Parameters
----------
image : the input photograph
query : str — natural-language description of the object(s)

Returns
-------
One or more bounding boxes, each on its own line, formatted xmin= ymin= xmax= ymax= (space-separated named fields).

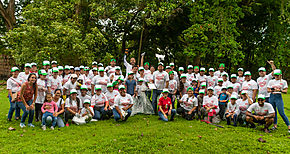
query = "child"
xmin=191 ymin=79 xmax=199 ymax=97
xmin=125 ymin=71 xmax=136 ymax=96
xmin=177 ymin=87 xmax=198 ymax=120
xmin=225 ymin=95 xmax=239 ymax=126
xmin=158 ymin=89 xmax=176 ymax=122
xmin=41 ymin=93 xmax=58 ymax=130
xmin=168 ymin=71 xmax=177 ymax=108
xmin=218 ymin=86 xmax=229 ymax=120
xmin=73 ymin=99 xmax=94 ymax=125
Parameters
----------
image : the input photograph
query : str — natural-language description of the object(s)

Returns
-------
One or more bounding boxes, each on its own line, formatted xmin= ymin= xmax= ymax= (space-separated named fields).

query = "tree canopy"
xmin=0 ymin=0 xmax=289 ymax=78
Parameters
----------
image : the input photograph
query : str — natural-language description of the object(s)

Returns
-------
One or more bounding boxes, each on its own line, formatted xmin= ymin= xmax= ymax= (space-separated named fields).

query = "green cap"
xmin=111 ymin=58 xmax=116 ymax=62
xmin=194 ymin=66 xmax=199 ymax=70
xmin=144 ymin=62 xmax=150 ymax=66
xmin=187 ymin=87 xmax=194 ymax=92
xmin=113 ymin=81 xmax=119 ymax=86
xmin=169 ymin=71 xmax=174 ymax=75
xmin=219 ymin=63 xmax=225 ymax=68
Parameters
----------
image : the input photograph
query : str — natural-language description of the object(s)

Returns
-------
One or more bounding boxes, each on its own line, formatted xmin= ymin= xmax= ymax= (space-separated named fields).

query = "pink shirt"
xmin=41 ymin=101 xmax=58 ymax=114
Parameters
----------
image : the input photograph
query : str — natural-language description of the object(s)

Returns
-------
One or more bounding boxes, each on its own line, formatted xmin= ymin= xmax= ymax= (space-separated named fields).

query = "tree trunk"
xmin=0 ymin=0 xmax=16 ymax=30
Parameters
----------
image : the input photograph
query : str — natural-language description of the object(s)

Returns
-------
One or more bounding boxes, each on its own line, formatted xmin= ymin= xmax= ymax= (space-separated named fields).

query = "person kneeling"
xmin=201 ymin=87 xmax=219 ymax=123
xmin=246 ymin=94 xmax=275 ymax=133
xmin=225 ymin=95 xmax=239 ymax=127
xmin=113 ymin=85 xmax=133 ymax=122
xmin=73 ymin=99 xmax=94 ymax=125
xmin=158 ymin=89 xmax=176 ymax=122
xmin=177 ymin=87 xmax=198 ymax=120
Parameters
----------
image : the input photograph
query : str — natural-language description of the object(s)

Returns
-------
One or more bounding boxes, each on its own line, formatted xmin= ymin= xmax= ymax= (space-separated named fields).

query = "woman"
xmin=17 ymin=73 xmax=38 ymax=128
xmin=53 ymin=89 xmax=65 ymax=127
xmin=158 ymin=89 xmax=176 ymax=122
xmin=267 ymin=69 xmax=290 ymax=133
xmin=91 ymin=85 xmax=109 ymax=120
xmin=201 ymin=87 xmax=219 ymax=123
xmin=35 ymin=70 xmax=49 ymax=122
xmin=177 ymin=87 xmax=198 ymax=120
xmin=64 ymin=89 xmax=81 ymax=126
xmin=236 ymin=90 xmax=253 ymax=125
xmin=7 ymin=67 xmax=22 ymax=121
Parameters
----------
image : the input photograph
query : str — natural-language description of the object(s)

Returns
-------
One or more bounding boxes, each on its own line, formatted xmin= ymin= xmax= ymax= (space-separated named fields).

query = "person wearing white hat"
xmin=214 ymin=78 xmax=223 ymax=96
xmin=197 ymin=89 xmax=205 ymax=120
xmin=178 ymin=87 xmax=198 ymax=120
xmin=236 ymin=90 xmax=253 ymax=125
xmin=18 ymin=63 xmax=32 ymax=83
xmin=169 ymin=63 xmax=179 ymax=84
xmin=123 ymin=51 xmax=136 ymax=76
xmin=30 ymin=62 xmax=38 ymax=74
xmin=109 ymin=66 xmax=124 ymax=83
xmin=237 ymin=68 xmax=244 ymax=85
xmin=113 ymin=85 xmax=134 ymax=122
xmin=64 ymin=89 xmax=82 ymax=127
xmin=186 ymin=65 xmax=196 ymax=84
xmin=218 ymin=86 xmax=229 ymax=120
xmin=42 ymin=61 xmax=51 ymax=76
xmin=69 ymin=66 xmax=75 ymax=74
xmin=221 ymin=72 xmax=231 ymax=88
xmin=48 ymin=68 xmax=63 ymax=94
xmin=201 ymin=87 xmax=219 ymax=122
xmin=230 ymin=74 xmax=241 ymax=94
xmin=91 ymin=85 xmax=109 ymax=120
xmin=179 ymin=74 xmax=191 ymax=98
xmin=241 ymin=71 xmax=258 ymax=101
xmin=78 ymin=85 xmax=91 ymax=107
xmin=105 ymin=58 xmax=117 ymax=77
xmin=72 ymin=99 xmax=94 ymax=125
xmin=136 ymin=66 xmax=145 ymax=81
xmin=105 ymin=83 xmax=119 ymax=118
xmin=206 ymin=68 xmax=218 ymax=88
xmin=158 ymin=89 xmax=176 ymax=122
xmin=62 ymin=65 xmax=71 ymax=85
xmin=225 ymin=94 xmax=239 ymax=126
xmin=63 ymin=74 xmax=78 ymax=97
xmin=89 ymin=61 xmax=98 ymax=78
xmin=35 ymin=70 xmax=50 ymax=122
xmin=152 ymin=62 xmax=169 ymax=114
xmin=257 ymin=61 xmax=276 ymax=102
xmin=198 ymin=67 xmax=207 ymax=88
xmin=7 ymin=67 xmax=22 ymax=121
xmin=57 ymin=66 xmax=64 ymax=82
xmin=267 ymin=69 xmax=290 ymax=133
xmin=91 ymin=67 xmax=110 ymax=94
xmin=167 ymin=71 xmax=178 ymax=108
xmin=51 ymin=61 xmax=58 ymax=68
xmin=246 ymin=94 xmax=275 ymax=133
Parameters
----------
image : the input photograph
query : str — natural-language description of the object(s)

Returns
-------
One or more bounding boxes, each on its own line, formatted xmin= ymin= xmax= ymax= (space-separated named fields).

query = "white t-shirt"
xmin=80 ymin=107 xmax=94 ymax=117
xmin=7 ymin=76 xmax=22 ymax=93
xmin=114 ymin=94 xmax=133 ymax=109
xmin=91 ymin=93 xmax=108 ymax=107
xmin=83 ymin=75 xmax=92 ymax=88
xmin=63 ymin=80 xmax=77 ymax=95
xmin=62 ymin=74 xmax=71 ymax=85
xmin=36 ymin=79 xmax=48 ymax=104
xmin=227 ymin=103 xmax=239 ymax=115
xmin=257 ymin=74 xmax=273 ymax=97
xmin=105 ymin=66 xmax=116 ymax=77
xmin=241 ymin=80 xmax=258 ymax=98
xmin=267 ymin=79 xmax=288 ymax=94
xmin=168 ymin=79 xmax=177 ymax=94
xmin=55 ymin=98 xmax=64 ymax=109
xmin=48 ymin=76 xmax=63 ymax=94
xmin=124 ymin=55 xmax=133 ymax=75
xmin=232 ymin=82 xmax=241 ymax=93
xmin=180 ymin=94 xmax=198 ymax=111
xmin=144 ymin=73 xmax=153 ymax=83
xmin=198 ymin=75 xmax=207 ymax=86
xmin=203 ymin=95 xmax=219 ymax=109
xmin=109 ymin=73 xmax=124 ymax=82
xmin=214 ymin=85 xmax=223 ymax=96
xmin=214 ymin=71 xmax=229 ymax=79
xmin=92 ymin=75 xmax=110 ymax=93
xmin=236 ymin=98 xmax=252 ymax=114
xmin=181 ymin=81 xmax=191 ymax=96
xmin=237 ymin=76 xmax=244 ymax=85
xmin=207 ymin=75 xmax=217 ymax=87
xmin=222 ymin=80 xmax=232 ymax=88
xmin=153 ymin=71 xmax=169 ymax=90
xmin=144 ymin=69 xmax=151 ymax=76
xmin=65 ymin=97 xmax=82 ymax=109
xmin=78 ymin=95 xmax=91 ymax=106
xmin=18 ymin=72 xmax=30 ymax=83
xmin=186 ymin=73 xmax=197 ymax=83
xmin=247 ymin=102 xmax=275 ymax=116
xmin=105 ymin=90 xmax=120 ymax=107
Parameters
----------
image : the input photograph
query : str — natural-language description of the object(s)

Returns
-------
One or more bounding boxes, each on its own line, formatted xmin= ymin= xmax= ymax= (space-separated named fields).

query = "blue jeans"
xmin=42 ymin=111 xmax=57 ymax=127
xmin=269 ymin=94 xmax=290 ymax=126
xmin=18 ymin=100 xmax=34 ymax=124
xmin=113 ymin=108 xmax=132 ymax=121
xmin=57 ymin=117 xmax=65 ymax=127
xmin=93 ymin=106 xmax=107 ymax=120
xmin=168 ymin=94 xmax=175 ymax=109
xmin=7 ymin=95 xmax=20 ymax=120
xmin=152 ymin=89 xmax=163 ymax=114
xmin=225 ymin=113 xmax=238 ymax=126
xmin=158 ymin=109 xmax=176 ymax=122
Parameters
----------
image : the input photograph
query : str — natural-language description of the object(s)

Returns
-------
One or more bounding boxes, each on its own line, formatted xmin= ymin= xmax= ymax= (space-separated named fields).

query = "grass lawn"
xmin=0 ymin=87 xmax=289 ymax=153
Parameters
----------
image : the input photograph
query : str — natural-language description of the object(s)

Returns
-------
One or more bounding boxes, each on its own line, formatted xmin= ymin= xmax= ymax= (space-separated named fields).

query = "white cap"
xmin=40 ymin=69 xmax=47 ymax=75
xmin=258 ymin=67 xmax=266 ymax=72
xmin=43 ymin=60 xmax=50 ymax=66
xmin=115 ymin=66 xmax=121 ymax=70
xmin=70 ymin=74 xmax=77 ymax=78
xmin=169 ymin=63 xmax=174 ymax=66
xmin=201 ymin=82 xmax=206 ymax=87
xmin=119 ymin=85 xmax=125 ymax=90
xmin=107 ymin=83 xmax=113 ymax=87
xmin=52 ymin=67 xmax=59 ymax=73
xmin=95 ymin=85 xmax=102 ymax=90
xmin=70 ymin=89 xmax=77 ymax=94
xmin=98 ymin=63 xmax=103 ymax=66
xmin=24 ymin=63 xmax=31 ymax=68
xmin=138 ymin=67 xmax=144 ymax=71
xmin=128 ymin=71 xmax=134 ymax=75
xmin=64 ymin=65 xmax=70 ymax=69
xmin=241 ymin=90 xmax=248 ymax=94
xmin=221 ymin=72 xmax=228 ymax=77
xmin=178 ymin=67 xmax=184 ymax=71
xmin=31 ymin=62 xmax=37 ymax=66
xmin=231 ymin=74 xmax=237 ymax=78
xmin=92 ymin=61 xmax=98 ymax=65
xmin=244 ymin=71 xmax=251 ymax=76
xmin=221 ymin=86 xmax=227 ymax=90
xmin=209 ymin=68 xmax=214 ymax=72
xmin=230 ymin=94 xmax=238 ymax=100
xmin=51 ymin=61 xmax=57 ymax=64
xmin=218 ymin=78 xmax=223 ymax=82
xmin=199 ymin=89 xmax=205 ymax=94
xmin=187 ymin=65 xmax=193 ymax=69
xmin=58 ymin=66 xmax=64 ymax=70
xmin=207 ymin=87 xmax=214 ymax=91
xmin=273 ymin=69 xmax=281 ymax=75
xmin=138 ymin=78 xmax=144 ymax=82
xmin=92 ymin=67 xmax=98 ymax=71
xmin=162 ymin=89 xmax=169 ymax=93
xmin=165 ymin=66 xmax=171 ymax=69
xmin=80 ymin=85 xmax=88 ymax=90
xmin=180 ymin=74 xmax=187 ymax=78
xmin=200 ymin=67 xmax=205 ymax=71
xmin=70 ymin=66 xmax=74 ymax=69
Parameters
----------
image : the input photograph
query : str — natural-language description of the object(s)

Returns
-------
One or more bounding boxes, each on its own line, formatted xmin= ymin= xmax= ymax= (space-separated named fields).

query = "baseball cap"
xmin=158 ymin=62 xmax=164 ymax=66
xmin=162 ymin=89 xmax=169 ymax=93
xmin=169 ymin=71 xmax=174 ymax=75
xmin=58 ymin=66 xmax=64 ymax=70
xmin=194 ymin=66 xmax=199 ymax=70
xmin=241 ymin=90 xmax=247 ymax=95
xmin=128 ymin=71 xmax=134 ymax=75
xmin=51 ymin=61 xmax=57 ymax=64
xmin=209 ymin=68 xmax=214 ymax=72
xmin=80 ymin=85 xmax=88 ymax=90
xmin=98 ymin=67 xmax=105 ymax=72
xmin=138 ymin=78 xmax=144 ymax=82
xmin=207 ymin=87 xmax=214 ymax=91
xmin=200 ymin=67 xmax=205 ymax=72
xmin=40 ymin=69 xmax=48 ymax=76
xmin=95 ymin=85 xmax=102 ymax=90
xmin=273 ymin=69 xmax=281 ymax=75
xmin=138 ymin=67 xmax=145 ymax=71
xmin=74 ymin=67 xmax=80 ymax=71
xmin=43 ymin=61 xmax=50 ymax=66
xmin=187 ymin=87 xmax=194 ymax=91
xmin=92 ymin=61 xmax=98 ymax=65
xmin=218 ymin=78 xmax=223 ymax=82
xmin=79 ymin=65 xmax=85 ymax=69
xmin=244 ymin=71 xmax=251 ymax=76
xmin=70 ymin=74 xmax=77 ymax=78
xmin=258 ymin=67 xmax=266 ymax=72
xmin=119 ymin=85 xmax=125 ymax=90
xmin=83 ymin=99 xmax=91 ymax=105
xmin=201 ymin=82 xmax=206 ymax=87
xmin=169 ymin=63 xmax=174 ymax=66
xmin=231 ymin=74 xmax=237 ymax=78
xmin=180 ymin=74 xmax=187 ymax=78
xmin=70 ymin=89 xmax=77 ymax=94
xmin=98 ymin=63 xmax=103 ymax=66
xmin=115 ymin=66 xmax=121 ymax=70
xmin=199 ymin=89 xmax=205 ymax=94
xmin=31 ymin=62 xmax=37 ymax=66
xmin=165 ymin=66 xmax=171 ymax=69
xmin=187 ymin=65 xmax=193 ymax=69
xmin=219 ymin=63 xmax=225 ymax=68
xmin=221 ymin=72 xmax=228 ymax=77
xmin=258 ymin=94 xmax=265 ymax=100
xmin=221 ymin=86 xmax=227 ymax=90
xmin=25 ymin=63 xmax=31 ymax=68
xmin=230 ymin=95 xmax=238 ymax=100
xmin=70 ymin=66 xmax=74 ymax=69
xmin=238 ymin=68 xmax=244 ymax=71
xmin=52 ymin=67 xmax=59 ymax=73
xmin=11 ymin=67 xmax=19 ymax=72
xmin=178 ymin=67 xmax=184 ymax=71
xmin=107 ymin=83 xmax=113 ymax=87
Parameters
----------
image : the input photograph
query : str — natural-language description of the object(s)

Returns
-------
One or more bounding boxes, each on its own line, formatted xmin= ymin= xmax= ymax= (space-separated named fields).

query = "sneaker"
xmin=20 ymin=123 xmax=26 ymax=128
xmin=91 ymin=119 xmax=98 ymax=122
xmin=65 ymin=123 xmax=69 ymax=127
xmin=50 ymin=126 xmax=54 ymax=130
xmin=42 ymin=125 xmax=46 ymax=131
xmin=270 ymin=126 xmax=277 ymax=131
xmin=27 ymin=123 xmax=35 ymax=127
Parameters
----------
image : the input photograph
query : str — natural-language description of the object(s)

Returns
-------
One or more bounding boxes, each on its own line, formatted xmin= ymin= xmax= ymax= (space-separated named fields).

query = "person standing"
xmin=241 ymin=71 xmax=258 ymax=102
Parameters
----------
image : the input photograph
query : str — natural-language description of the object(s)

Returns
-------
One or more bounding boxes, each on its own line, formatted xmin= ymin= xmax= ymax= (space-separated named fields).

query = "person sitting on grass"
xmin=91 ymin=85 xmax=109 ymax=120
xmin=218 ymin=86 xmax=229 ymax=120
xmin=177 ymin=87 xmax=198 ymax=120
xmin=201 ymin=87 xmax=219 ymax=122
xmin=158 ymin=89 xmax=176 ymax=122
xmin=73 ymin=99 xmax=94 ymax=125
xmin=236 ymin=90 xmax=253 ymax=125
xmin=225 ymin=94 xmax=239 ymax=127
xmin=41 ymin=93 xmax=58 ymax=130
xmin=113 ymin=85 xmax=133 ymax=122
xmin=64 ymin=89 xmax=82 ymax=127
xmin=105 ymin=83 xmax=119 ymax=118
xmin=246 ymin=94 xmax=275 ymax=133
xmin=197 ymin=89 xmax=205 ymax=120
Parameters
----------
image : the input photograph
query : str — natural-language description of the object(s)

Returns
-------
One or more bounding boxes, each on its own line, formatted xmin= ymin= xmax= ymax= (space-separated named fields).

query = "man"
xmin=19 ymin=63 xmax=31 ymax=83
xmin=30 ymin=63 xmax=38 ymax=74
xmin=89 ymin=61 xmax=98 ymax=77
xmin=237 ymin=68 xmax=244 ymax=85
xmin=214 ymin=63 xmax=228 ymax=79
xmin=43 ymin=61 xmax=51 ymax=77
xmin=51 ymin=61 xmax=58 ymax=68
xmin=152 ymin=62 xmax=169 ymax=114
xmin=246 ymin=94 xmax=275 ymax=133
xmin=48 ymin=67 xmax=63 ymax=94
xmin=257 ymin=61 xmax=275 ymax=102
xmin=140 ymin=52 xmax=151 ymax=76
xmin=105 ymin=58 xmax=117 ymax=77
xmin=198 ymin=67 xmax=207 ymax=88
xmin=230 ymin=74 xmax=241 ymax=94
xmin=221 ymin=72 xmax=231 ymax=88
xmin=169 ymin=63 xmax=179 ymax=87
xmin=241 ymin=71 xmax=258 ymax=102
xmin=124 ymin=53 xmax=136 ymax=76
xmin=207 ymin=68 xmax=217 ymax=87
xmin=186 ymin=65 xmax=195 ymax=83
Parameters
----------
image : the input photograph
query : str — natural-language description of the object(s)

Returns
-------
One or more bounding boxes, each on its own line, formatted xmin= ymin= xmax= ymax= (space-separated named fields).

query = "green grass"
xmin=0 ymin=87 xmax=289 ymax=153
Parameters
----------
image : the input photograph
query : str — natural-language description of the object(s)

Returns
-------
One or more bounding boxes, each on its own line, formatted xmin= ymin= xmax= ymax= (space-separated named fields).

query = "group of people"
xmin=6 ymin=53 xmax=289 ymax=133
